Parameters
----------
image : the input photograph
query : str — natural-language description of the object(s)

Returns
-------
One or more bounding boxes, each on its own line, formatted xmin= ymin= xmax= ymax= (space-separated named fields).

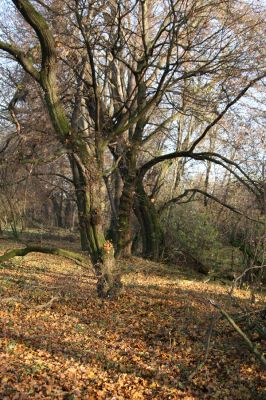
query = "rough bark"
xmin=116 ymin=149 xmax=137 ymax=257
xmin=134 ymin=179 xmax=163 ymax=260
xmin=105 ymin=170 xmax=123 ymax=246
xmin=116 ymin=178 xmax=135 ymax=257
xmin=96 ymin=241 xmax=122 ymax=298
xmin=69 ymin=154 xmax=122 ymax=297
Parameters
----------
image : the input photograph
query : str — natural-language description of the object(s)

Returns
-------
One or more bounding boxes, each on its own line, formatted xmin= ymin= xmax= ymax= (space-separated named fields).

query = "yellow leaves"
xmin=161 ymin=352 xmax=170 ymax=360
xmin=103 ymin=240 xmax=114 ymax=254
xmin=87 ymin=394 xmax=97 ymax=400
xmin=86 ymin=370 xmax=96 ymax=380
xmin=131 ymin=390 xmax=145 ymax=400
xmin=24 ymin=353 xmax=34 ymax=361
xmin=66 ymin=367 xmax=77 ymax=377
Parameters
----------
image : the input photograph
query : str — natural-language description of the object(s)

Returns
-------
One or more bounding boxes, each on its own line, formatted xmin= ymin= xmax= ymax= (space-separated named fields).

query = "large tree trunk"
xmin=69 ymin=154 xmax=121 ymax=298
xmin=134 ymin=179 xmax=163 ymax=260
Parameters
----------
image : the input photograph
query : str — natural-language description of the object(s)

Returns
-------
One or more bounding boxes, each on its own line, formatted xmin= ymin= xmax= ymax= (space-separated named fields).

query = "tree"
xmin=0 ymin=0 xmax=121 ymax=297
xmin=0 ymin=0 xmax=265 ymax=294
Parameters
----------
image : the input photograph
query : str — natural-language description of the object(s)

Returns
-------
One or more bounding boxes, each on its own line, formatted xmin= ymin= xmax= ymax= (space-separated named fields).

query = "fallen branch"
xmin=0 ymin=295 xmax=59 ymax=310
xmin=210 ymin=300 xmax=266 ymax=369
xmin=0 ymin=297 xmax=23 ymax=304
xmin=189 ymin=314 xmax=220 ymax=380
xmin=0 ymin=245 xmax=87 ymax=265
xmin=34 ymin=296 xmax=59 ymax=310
xmin=229 ymin=265 xmax=265 ymax=295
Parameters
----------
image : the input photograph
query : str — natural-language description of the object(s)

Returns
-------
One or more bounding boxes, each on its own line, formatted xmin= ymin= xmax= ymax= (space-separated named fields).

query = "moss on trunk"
xmin=0 ymin=245 xmax=86 ymax=263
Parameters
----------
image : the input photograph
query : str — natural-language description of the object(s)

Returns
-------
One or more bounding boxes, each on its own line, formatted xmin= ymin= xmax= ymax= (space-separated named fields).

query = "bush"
xmin=161 ymin=204 xmax=221 ymax=264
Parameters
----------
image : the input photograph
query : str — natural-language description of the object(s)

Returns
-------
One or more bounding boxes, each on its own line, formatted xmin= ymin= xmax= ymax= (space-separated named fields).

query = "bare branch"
xmin=189 ymin=73 xmax=266 ymax=152
xmin=0 ymin=40 xmax=40 ymax=81
xmin=210 ymin=301 xmax=266 ymax=369
xmin=160 ymin=188 xmax=263 ymax=225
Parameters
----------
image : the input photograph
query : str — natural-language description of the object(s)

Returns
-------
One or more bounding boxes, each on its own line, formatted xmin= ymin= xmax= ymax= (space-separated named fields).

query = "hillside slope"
xmin=0 ymin=241 xmax=265 ymax=399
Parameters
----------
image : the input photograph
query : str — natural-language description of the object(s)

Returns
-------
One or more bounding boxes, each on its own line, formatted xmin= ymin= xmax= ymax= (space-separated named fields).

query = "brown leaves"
xmin=0 ymin=245 xmax=265 ymax=399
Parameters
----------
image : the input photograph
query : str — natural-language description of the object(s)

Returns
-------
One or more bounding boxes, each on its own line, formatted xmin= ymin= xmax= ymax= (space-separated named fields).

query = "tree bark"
xmin=105 ymin=170 xmax=123 ymax=246
xmin=116 ymin=149 xmax=137 ymax=257
xmin=51 ymin=194 xmax=64 ymax=228
xmin=134 ymin=179 xmax=163 ymax=260
xmin=69 ymin=154 xmax=121 ymax=297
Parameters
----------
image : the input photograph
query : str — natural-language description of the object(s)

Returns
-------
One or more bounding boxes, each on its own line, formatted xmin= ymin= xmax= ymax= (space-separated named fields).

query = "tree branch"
xmin=189 ymin=73 xmax=266 ymax=152
xmin=139 ymin=151 xmax=260 ymax=201
xmin=210 ymin=300 xmax=266 ymax=369
xmin=12 ymin=0 xmax=57 ymax=71
xmin=0 ymin=40 xmax=40 ymax=81
xmin=160 ymin=188 xmax=263 ymax=224
xmin=0 ymin=245 xmax=87 ymax=264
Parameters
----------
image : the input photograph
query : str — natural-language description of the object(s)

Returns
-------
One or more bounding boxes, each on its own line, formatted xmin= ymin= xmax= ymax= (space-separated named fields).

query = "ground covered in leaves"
xmin=0 ymin=239 xmax=265 ymax=399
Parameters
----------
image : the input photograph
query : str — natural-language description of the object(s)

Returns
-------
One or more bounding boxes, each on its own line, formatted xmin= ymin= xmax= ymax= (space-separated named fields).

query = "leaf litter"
xmin=0 ymin=243 xmax=265 ymax=399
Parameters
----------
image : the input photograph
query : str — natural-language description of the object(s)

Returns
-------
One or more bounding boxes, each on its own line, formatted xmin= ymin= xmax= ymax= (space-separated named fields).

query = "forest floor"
xmin=0 ymin=237 xmax=265 ymax=399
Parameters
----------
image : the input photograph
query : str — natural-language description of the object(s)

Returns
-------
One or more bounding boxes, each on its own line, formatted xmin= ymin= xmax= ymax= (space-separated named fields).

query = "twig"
xmin=0 ymin=297 xmax=23 ymax=304
xmin=210 ymin=300 xmax=266 ymax=369
xmin=230 ymin=264 xmax=265 ymax=294
xmin=233 ymin=307 xmax=266 ymax=322
xmin=29 ymin=285 xmax=62 ymax=290
xmin=34 ymin=296 xmax=59 ymax=310
xmin=188 ymin=314 xmax=219 ymax=380
xmin=0 ymin=295 xmax=59 ymax=310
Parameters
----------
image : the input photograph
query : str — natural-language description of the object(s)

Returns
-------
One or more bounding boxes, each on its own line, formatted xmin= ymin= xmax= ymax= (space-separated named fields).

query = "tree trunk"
xmin=116 ymin=149 xmax=137 ymax=257
xmin=107 ymin=170 xmax=123 ymax=246
xmin=134 ymin=179 xmax=163 ymax=260
xmin=69 ymin=154 xmax=121 ymax=298
xmin=0 ymin=1 xmax=121 ymax=298
xmin=117 ymin=178 xmax=135 ymax=257
xmin=64 ymin=199 xmax=74 ymax=229
xmin=51 ymin=194 xmax=64 ymax=228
